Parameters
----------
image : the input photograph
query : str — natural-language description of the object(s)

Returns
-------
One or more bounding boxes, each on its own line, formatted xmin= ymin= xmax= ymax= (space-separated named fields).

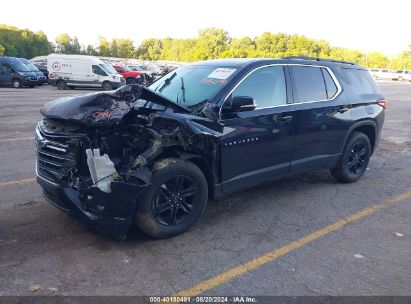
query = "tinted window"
xmin=321 ymin=68 xmax=338 ymax=99
xmin=231 ymin=66 xmax=286 ymax=108
xmin=343 ymin=69 xmax=380 ymax=94
xmin=92 ymin=65 xmax=107 ymax=76
xmin=2 ymin=63 xmax=12 ymax=74
xmin=292 ymin=66 xmax=327 ymax=102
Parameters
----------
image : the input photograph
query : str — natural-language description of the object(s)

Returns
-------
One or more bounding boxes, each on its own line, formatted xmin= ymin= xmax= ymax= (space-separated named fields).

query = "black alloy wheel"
xmin=331 ymin=131 xmax=371 ymax=183
xmin=152 ymin=175 xmax=198 ymax=226
xmin=347 ymin=142 xmax=368 ymax=175
xmin=135 ymin=159 xmax=208 ymax=238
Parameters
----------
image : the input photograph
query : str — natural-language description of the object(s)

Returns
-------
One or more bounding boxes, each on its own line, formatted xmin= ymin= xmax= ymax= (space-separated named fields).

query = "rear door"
xmin=220 ymin=65 xmax=295 ymax=192
xmin=288 ymin=65 xmax=346 ymax=173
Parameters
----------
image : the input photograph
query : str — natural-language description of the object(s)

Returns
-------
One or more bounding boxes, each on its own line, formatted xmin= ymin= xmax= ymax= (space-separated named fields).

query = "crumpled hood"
xmin=40 ymin=85 xmax=191 ymax=127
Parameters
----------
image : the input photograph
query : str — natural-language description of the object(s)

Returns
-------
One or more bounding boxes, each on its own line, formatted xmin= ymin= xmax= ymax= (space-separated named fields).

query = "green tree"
xmin=0 ymin=24 xmax=52 ymax=58
xmin=137 ymin=38 xmax=163 ymax=60
xmin=98 ymin=36 xmax=111 ymax=57
xmin=0 ymin=44 xmax=4 ymax=55
xmin=55 ymin=33 xmax=81 ymax=54
xmin=116 ymin=38 xmax=136 ymax=58
xmin=192 ymin=28 xmax=229 ymax=60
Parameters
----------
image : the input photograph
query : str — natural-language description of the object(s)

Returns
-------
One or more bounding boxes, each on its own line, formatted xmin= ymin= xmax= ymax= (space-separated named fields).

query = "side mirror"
xmin=225 ymin=96 xmax=256 ymax=112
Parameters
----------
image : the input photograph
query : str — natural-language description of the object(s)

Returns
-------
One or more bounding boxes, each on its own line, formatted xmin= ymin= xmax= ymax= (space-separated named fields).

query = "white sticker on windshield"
xmin=207 ymin=68 xmax=236 ymax=80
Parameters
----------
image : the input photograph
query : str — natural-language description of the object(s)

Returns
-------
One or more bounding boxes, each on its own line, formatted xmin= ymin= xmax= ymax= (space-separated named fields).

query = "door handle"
xmin=275 ymin=114 xmax=293 ymax=123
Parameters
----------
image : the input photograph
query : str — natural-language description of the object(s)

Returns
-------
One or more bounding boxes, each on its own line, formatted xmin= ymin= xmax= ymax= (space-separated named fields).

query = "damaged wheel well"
xmin=153 ymin=155 xmax=215 ymax=200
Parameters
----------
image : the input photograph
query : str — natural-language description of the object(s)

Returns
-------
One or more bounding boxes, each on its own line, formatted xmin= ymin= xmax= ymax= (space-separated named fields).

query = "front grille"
xmin=30 ymin=77 xmax=38 ymax=81
xmin=39 ymin=76 xmax=46 ymax=80
xmin=35 ymin=124 xmax=83 ymax=185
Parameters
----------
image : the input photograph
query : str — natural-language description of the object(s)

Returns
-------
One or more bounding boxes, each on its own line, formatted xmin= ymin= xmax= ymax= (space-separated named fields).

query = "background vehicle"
xmin=369 ymin=69 xmax=397 ymax=80
xmin=112 ymin=64 xmax=141 ymax=84
xmin=0 ymin=57 xmax=38 ymax=88
xmin=47 ymin=54 xmax=125 ymax=90
xmin=35 ymin=57 xmax=386 ymax=239
xmin=396 ymin=70 xmax=411 ymax=81
xmin=18 ymin=58 xmax=47 ymax=85
xmin=30 ymin=57 xmax=49 ymax=79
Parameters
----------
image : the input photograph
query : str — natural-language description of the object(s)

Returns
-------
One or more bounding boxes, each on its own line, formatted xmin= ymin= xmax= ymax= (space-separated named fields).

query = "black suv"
xmin=35 ymin=57 xmax=386 ymax=239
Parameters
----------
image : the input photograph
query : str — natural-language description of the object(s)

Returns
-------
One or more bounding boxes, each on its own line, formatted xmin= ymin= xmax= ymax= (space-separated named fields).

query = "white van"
xmin=47 ymin=54 xmax=125 ymax=90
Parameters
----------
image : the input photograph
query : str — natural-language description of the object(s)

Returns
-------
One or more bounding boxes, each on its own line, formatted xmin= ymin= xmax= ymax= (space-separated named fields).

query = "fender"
xmin=341 ymin=120 xmax=377 ymax=154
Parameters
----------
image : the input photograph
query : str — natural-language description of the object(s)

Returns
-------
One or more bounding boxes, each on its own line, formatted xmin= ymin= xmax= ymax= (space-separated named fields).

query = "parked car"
xmin=18 ymin=58 xmax=47 ymax=85
xmin=47 ymin=54 xmax=125 ymax=90
xmin=126 ymin=66 xmax=155 ymax=85
xmin=112 ymin=64 xmax=141 ymax=84
xmin=369 ymin=69 xmax=397 ymax=80
xmin=396 ymin=70 xmax=411 ymax=81
xmin=35 ymin=57 xmax=386 ymax=239
xmin=0 ymin=57 xmax=38 ymax=88
xmin=30 ymin=57 xmax=49 ymax=79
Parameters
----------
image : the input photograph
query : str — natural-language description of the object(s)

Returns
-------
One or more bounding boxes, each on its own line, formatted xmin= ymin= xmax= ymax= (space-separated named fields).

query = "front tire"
xmin=56 ymin=80 xmax=67 ymax=90
xmin=331 ymin=132 xmax=371 ymax=183
xmin=102 ymin=81 xmax=112 ymax=91
xmin=12 ymin=79 xmax=21 ymax=88
xmin=135 ymin=159 xmax=208 ymax=238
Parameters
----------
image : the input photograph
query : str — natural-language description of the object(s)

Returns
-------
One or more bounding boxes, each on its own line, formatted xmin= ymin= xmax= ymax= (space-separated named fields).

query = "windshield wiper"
xmin=156 ymin=72 xmax=176 ymax=93
xmin=176 ymin=77 xmax=186 ymax=104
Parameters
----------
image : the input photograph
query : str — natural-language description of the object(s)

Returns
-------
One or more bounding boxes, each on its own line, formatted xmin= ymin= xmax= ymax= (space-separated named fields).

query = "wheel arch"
xmin=343 ymin=121 xmax=377 ymax=154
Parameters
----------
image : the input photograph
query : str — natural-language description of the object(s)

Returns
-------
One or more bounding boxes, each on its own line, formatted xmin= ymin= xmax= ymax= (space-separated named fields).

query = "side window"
xmin=114 ymin=66 xmax=123 ymax=73
xmin=92 ymin=65 xmax=107 ymax=76
xmin=231 ymin=66 xmax=287 ymax=109
xmin=2 ymin=64 xmax=12 ymax=74
xmin=291 ymin=66 xmax=328 ymax=102
xmin=321 ymin=68 xmax=338 ymax=99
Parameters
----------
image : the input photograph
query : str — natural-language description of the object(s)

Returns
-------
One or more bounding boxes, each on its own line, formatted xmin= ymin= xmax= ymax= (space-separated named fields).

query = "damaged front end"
xmin=35 ymin=85 xmax=222 ymax=239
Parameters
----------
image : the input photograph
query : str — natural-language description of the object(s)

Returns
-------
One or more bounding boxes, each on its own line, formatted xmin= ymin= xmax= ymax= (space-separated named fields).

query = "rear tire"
xmin=12 ymin=79 xmax=21 ymax=88
xmin=56 ymin=80 xmax=67 ymax=90
xmin=135 ymin=159 xmax=208 ymax=238
xmin=331 ymin=132 xmax=371 ymax=183
xmin=102 ymin=81 xmax=112 ymax=91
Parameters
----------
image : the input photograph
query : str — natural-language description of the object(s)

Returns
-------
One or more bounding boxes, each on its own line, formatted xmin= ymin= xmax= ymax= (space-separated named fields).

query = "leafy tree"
xmin=55 ymin=33 xmax=81 ymax=54
xmin=116 ymin=38 xmax=136 ymax=58
xmin=137 ymin=38 xmax=163 ymax=60
xmin=192 ymin=28 xmax=229 ymax=60
xmin=98 ymin=36 xmax=111 ymax=57
xmin=0 ymin=24 xmax=52 ymax=58
xmin=0 ymin=44 xmax=4 ymax=55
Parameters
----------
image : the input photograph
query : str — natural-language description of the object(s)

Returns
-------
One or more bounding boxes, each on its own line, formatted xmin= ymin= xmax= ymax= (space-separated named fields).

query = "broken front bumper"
xmin=36 ymin=167 xmax=150 ymax=240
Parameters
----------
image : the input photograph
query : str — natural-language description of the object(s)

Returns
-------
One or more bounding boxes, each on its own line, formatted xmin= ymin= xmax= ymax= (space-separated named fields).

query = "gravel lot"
xmin=0 ymin=82 xmax=410 ymax=296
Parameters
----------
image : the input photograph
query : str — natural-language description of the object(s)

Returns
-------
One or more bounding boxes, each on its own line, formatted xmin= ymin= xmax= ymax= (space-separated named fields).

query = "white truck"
xmin=47 ymin=54 xmax=125 ymax=90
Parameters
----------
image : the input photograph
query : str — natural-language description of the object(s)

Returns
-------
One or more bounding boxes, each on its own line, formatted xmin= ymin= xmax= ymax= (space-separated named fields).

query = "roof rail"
xmin=282 ymin=56 xmax=356 ymax=66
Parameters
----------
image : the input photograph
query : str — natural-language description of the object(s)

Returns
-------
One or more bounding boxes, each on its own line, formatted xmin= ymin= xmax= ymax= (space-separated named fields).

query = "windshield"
xmin=99 ymin=63 xmax=117 ymax=75
xmin=9 ymin=60 xmax=31 ymax=72
xmin=130 ymin=66 xmax=142 ymax=71
xmin=19 ymin=59 xmax=39 ymax=72
xmin=149 ymin=65 xmax=237 ymax=106
xmin=122 ymin=65 xmax=131 ymax=71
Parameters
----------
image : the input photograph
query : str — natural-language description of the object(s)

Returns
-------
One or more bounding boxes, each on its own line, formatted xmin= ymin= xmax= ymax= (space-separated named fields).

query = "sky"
xmin=0 ymin=0 xmax=409 ymax=56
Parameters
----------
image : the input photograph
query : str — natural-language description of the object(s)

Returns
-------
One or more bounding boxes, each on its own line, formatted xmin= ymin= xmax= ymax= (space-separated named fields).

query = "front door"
xmin=220 ymin=65 xmax=295 ymax=193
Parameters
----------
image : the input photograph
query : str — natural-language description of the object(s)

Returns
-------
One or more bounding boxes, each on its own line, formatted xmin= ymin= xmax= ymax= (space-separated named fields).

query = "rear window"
xmin=343 ymin=69 xmax=380 ymax=94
